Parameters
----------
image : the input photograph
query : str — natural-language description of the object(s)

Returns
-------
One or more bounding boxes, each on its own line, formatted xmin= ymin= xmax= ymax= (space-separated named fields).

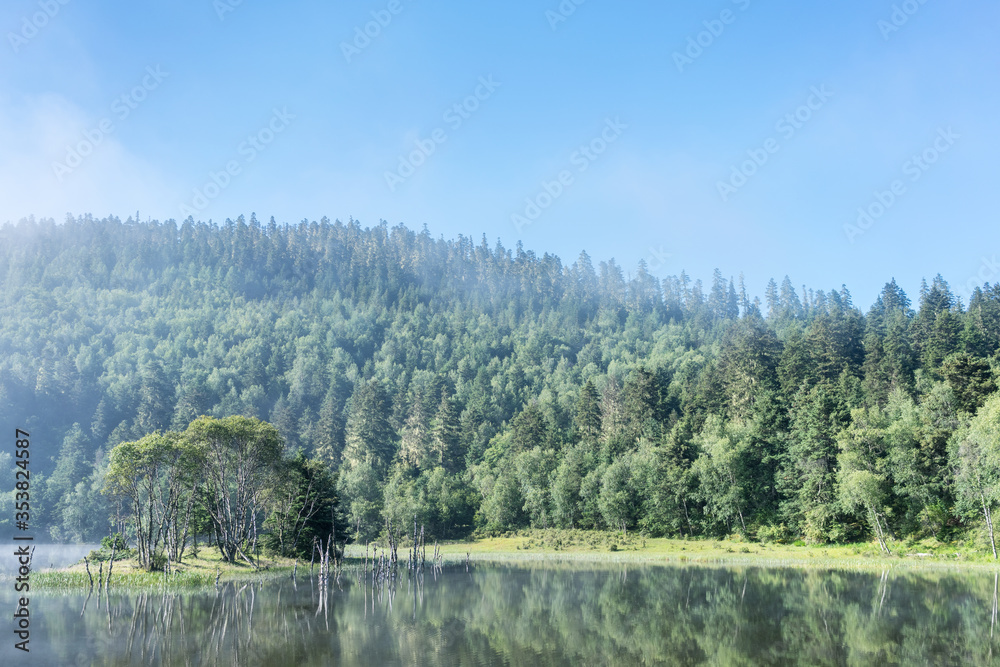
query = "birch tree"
xmin=184 ymin=416 xmax=283 ymax=565
xmin=103 ymin=431 xmax=202 ymax=569
xmin=951 ymin=394 xmax=1000 ymax=559
xmin=837 ymin=406 xmax=895 ymax=555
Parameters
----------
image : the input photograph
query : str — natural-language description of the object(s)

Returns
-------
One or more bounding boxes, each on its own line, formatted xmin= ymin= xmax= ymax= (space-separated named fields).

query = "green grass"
xmin=29 ymin=546 xmax=298 ymax=591
xmin=27 ymin=530 xmax=1000 ymax=591
xmin=422 ymin=529 xmax=1000 ymax=572
xmin=34 ymin=569 xmax=216 ymax=590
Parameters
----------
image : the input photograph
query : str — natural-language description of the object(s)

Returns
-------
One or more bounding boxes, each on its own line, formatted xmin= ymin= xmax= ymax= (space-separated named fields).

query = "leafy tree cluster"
xmin=1 ymin=215 xmax=999 ymax=553
xmin=104 ymin=415 xmax=338 ymax=567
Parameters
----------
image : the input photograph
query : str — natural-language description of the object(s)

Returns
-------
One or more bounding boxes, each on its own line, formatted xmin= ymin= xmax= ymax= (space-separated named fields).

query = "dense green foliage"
xmin=1 ymin=215 xmax=999 ymax=552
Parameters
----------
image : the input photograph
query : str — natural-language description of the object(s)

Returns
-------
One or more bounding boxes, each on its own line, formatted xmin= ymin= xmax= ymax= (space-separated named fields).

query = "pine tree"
xmin=431 ymin=392 xmax=463 ymax=472
xmin=600 ymin=377 xmax=630 ymax=459
xmin=44 ymin=424 xmax=92 ymax=538
xmin=779 ymin=276 xmax=804 ymax=322
xmin=941 ymin=353 xmax=997 ymax=415
xmin=914 ymin=275 xmax=961 ymax=373
xmin=737 ymin=273 xmax=751 ymax=318
xmin=764 ymin=279 xmax=779 ymax=319
xmin=779 ymin=382 xmax=850 ymax=542
xmin=726 ymin=278 xmax=740 ymax=320
xmin=342 ymin=380 xmax=395 ymax=474
xmin=574 ymin=380 xmax=602 ymax=441
xmin=510 ymin=403 xmax=549 ymax=453
xmin=623 ymin=368 xmax=659 ymax=438
xmin=398 ymin=393 xmax=432 ymax=468
xmin=716 ymin=314 xmax=782 ymax=419
xmin=135 ymin=360 xmax=173 ymax=435
xmin=313 ymin=387 xmax=346 ymax=468
xmin=708 ymin=269 xmax=729 ymax=321
xmin=778 ymin=327 xmax=813 ymax=396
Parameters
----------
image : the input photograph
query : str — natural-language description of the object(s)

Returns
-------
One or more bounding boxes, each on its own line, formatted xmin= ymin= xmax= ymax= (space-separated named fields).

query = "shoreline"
xmin=20 ymin=529 xmax=1000 ymax=591
xmin=426 ymin=530 xmax=1000 ymax=573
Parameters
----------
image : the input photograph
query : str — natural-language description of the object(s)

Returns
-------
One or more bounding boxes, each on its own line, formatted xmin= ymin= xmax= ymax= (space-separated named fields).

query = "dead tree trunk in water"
xmin=411 ymin=516 xmax=418 ymax=570
xmin=84 ymin=557 xmax=94 ymax=588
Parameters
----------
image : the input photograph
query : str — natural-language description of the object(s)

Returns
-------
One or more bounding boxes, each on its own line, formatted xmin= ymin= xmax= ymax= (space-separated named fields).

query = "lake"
xmin=3 ymin=559 xmax=999 ymax=665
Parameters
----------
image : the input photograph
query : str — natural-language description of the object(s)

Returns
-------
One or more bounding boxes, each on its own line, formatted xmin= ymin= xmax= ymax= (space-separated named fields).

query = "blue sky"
xmin=1 ymin=0 xmax=997 ymax=309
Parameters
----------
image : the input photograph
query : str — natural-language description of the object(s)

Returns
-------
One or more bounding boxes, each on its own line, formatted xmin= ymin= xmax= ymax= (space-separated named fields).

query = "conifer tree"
xmin=574 ymin=380 xmax=602 ymax=441
xmin=342 ymin=380 xmax=395 ymax=474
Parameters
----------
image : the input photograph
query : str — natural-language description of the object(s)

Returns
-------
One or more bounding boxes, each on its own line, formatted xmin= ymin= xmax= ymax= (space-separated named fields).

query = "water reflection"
xmin=4 ymin=562 xmax=1000 ymax=665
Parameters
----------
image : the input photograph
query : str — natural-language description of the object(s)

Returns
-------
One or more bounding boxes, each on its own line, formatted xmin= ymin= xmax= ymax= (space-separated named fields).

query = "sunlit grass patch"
xmin=31 ymin=545 xmax=298 ymax=591
xmin=430 ymin=529 xmax=1000 ymax=572
xmin=34 ymin=569 xmax=216 ymax=590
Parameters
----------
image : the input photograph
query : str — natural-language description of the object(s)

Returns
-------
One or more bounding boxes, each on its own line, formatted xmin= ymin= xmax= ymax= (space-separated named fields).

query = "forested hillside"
xmin=2 ymin=214 xmax=999 ymax=550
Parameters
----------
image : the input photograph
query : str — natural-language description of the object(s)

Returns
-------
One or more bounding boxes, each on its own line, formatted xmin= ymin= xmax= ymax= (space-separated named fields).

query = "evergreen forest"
xmin=2 ymin=214 xmax=1000 ymax=556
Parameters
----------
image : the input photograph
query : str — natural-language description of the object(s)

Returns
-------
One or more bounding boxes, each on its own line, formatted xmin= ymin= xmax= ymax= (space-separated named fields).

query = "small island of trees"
xmin=103 ymin=416 xmax=337 ymax=569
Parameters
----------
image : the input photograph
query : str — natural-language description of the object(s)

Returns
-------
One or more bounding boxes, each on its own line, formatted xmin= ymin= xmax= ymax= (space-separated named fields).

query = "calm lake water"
xmin=3 ymin=560 xmax=1000 ymax=665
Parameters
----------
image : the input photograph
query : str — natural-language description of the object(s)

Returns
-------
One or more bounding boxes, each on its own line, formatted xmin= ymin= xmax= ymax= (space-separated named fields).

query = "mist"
xmin=0 ymin=544 xmax=98 ymax=576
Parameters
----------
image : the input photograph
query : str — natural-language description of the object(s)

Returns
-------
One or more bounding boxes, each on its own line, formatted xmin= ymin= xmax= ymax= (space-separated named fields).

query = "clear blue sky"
xmin=2 ymin=0 xmax=997 ymax=309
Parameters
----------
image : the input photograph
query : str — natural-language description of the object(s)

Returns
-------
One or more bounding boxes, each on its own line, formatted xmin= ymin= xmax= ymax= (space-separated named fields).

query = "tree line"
xmin=0 ymin=214 xmax=998 ymax=556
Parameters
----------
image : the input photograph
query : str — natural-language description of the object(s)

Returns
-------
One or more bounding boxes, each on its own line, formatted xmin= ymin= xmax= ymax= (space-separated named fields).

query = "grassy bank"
xmin=424 ymin=529 xmax=1000 ymax=571
xmin=33 ymin=546 xmax=298 ymax=591
xmin=33 ymin=528 xmax=1000 ymax=590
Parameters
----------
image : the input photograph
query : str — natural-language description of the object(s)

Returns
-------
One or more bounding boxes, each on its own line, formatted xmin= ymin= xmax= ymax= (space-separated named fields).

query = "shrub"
xmin=756 ymin=524 xmax=789 ymax=544
xmin=150 ymin=551 xmax=168 ymax=572
xmin=87 ymin=533 xmax=134 ymax=562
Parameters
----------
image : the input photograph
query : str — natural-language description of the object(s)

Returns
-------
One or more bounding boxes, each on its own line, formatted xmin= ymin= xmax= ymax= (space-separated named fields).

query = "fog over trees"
xmin=1 ymin=215 xmax=998 ymax=554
